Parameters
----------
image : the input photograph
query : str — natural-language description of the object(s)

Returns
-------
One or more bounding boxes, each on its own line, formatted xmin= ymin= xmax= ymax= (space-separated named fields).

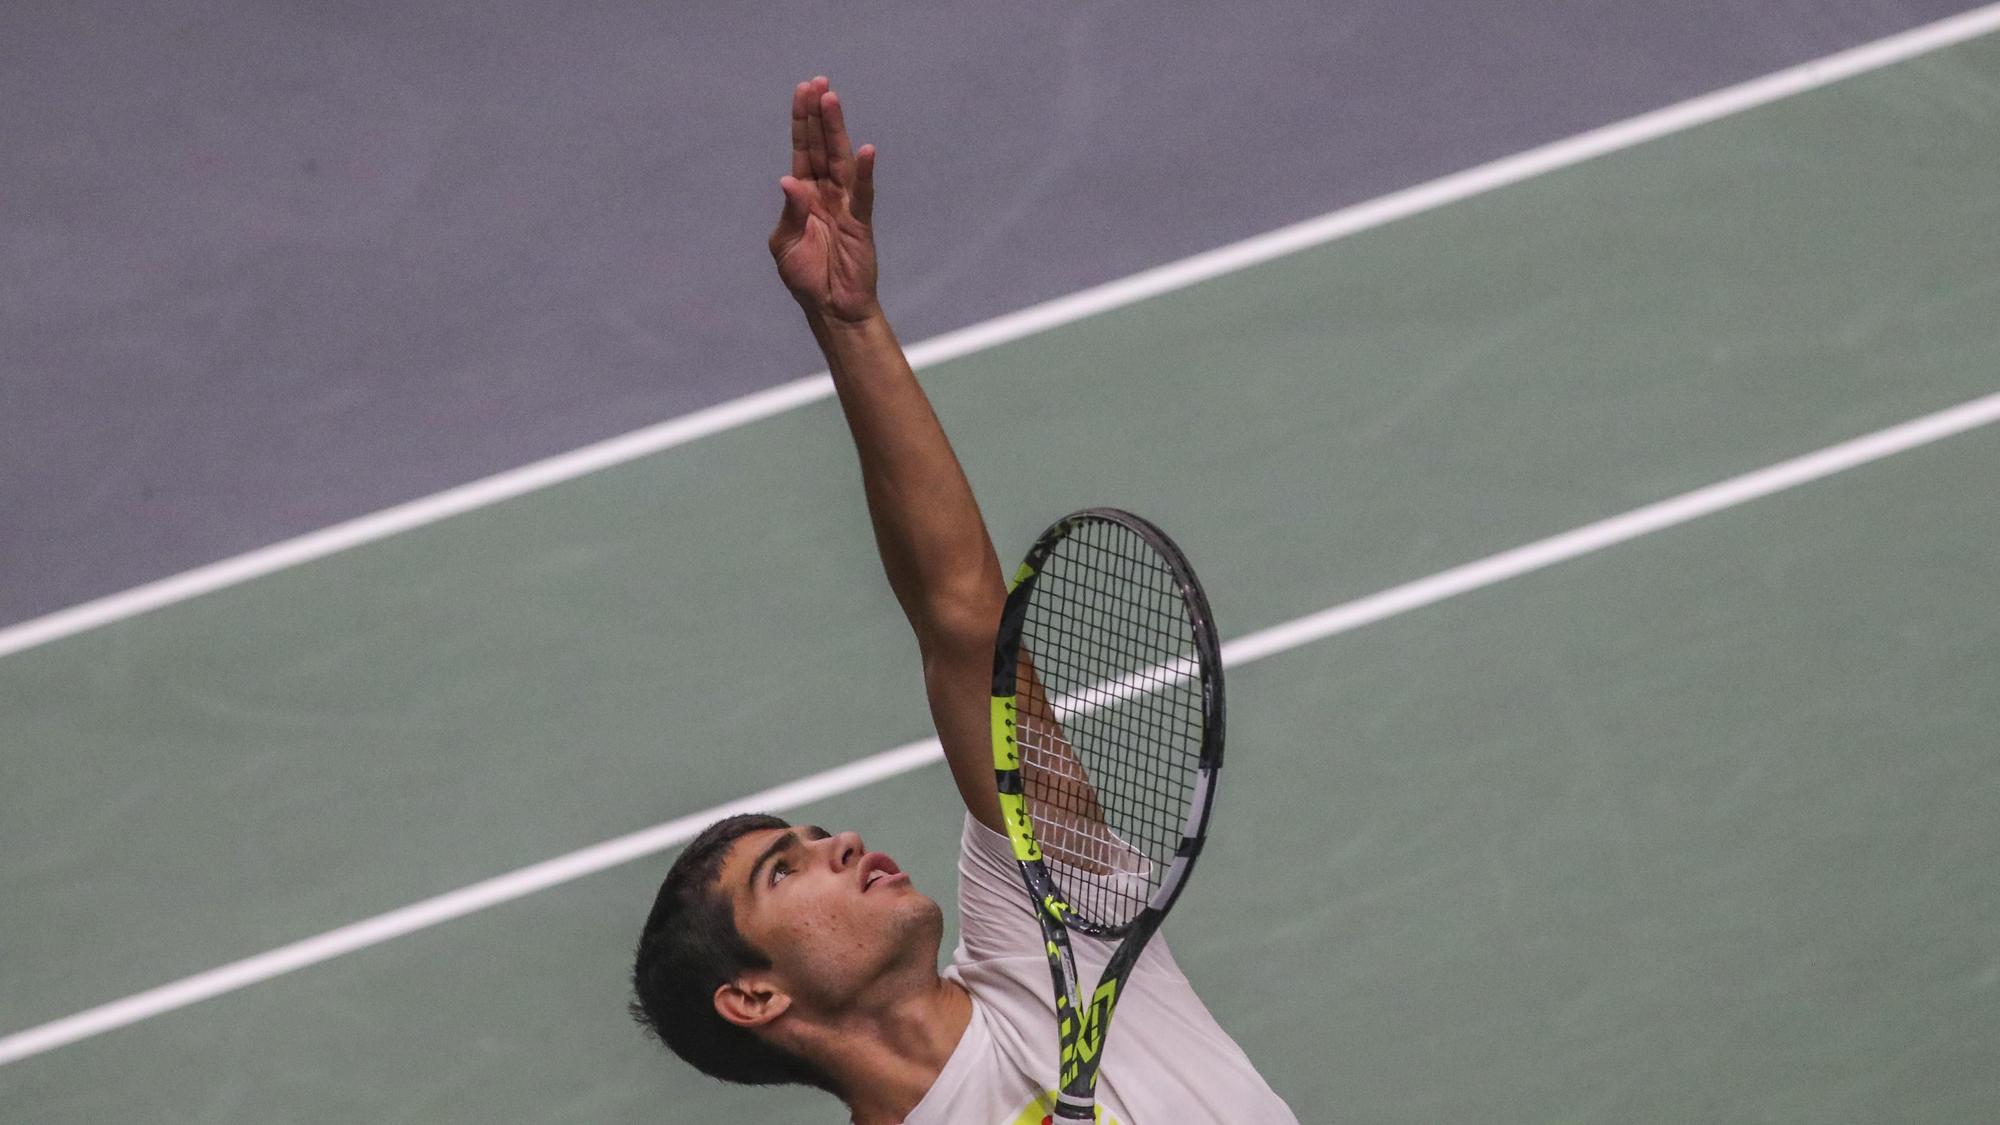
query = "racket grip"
xmin=1053 ymin=1093 xmax=1098 ymax=1121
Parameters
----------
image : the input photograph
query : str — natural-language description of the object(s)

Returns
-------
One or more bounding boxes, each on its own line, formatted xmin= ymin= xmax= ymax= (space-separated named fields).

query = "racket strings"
xmin=1017 ymin=518 xmax=1205 ymax=932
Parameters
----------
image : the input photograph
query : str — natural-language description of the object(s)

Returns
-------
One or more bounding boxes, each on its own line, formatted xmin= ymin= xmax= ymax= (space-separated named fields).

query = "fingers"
xmin=786 ymin=76 xmax=871 ymax=223
xmin=802 ymin=75 xmax=830 ymax=179
xmin=789 ymin=81 xmax=811 ymax=181
xmin=821 ymin=88 xmax=855 ymax=184
xmin=854 ymin=144 xmax=875 ymax=225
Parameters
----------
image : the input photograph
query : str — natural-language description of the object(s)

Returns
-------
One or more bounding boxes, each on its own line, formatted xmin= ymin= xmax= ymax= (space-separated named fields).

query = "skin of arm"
xmin=768 ymin=77 xmax=1007 ymax=833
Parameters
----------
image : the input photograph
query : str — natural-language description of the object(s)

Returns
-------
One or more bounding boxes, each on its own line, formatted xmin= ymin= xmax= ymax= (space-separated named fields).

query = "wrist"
xmin=809 ymin=304 xmax=889 ymax=337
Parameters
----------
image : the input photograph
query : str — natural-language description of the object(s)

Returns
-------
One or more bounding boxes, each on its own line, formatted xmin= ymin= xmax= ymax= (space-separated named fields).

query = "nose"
xmin=823 ymin=830 xmax=864 ymax=871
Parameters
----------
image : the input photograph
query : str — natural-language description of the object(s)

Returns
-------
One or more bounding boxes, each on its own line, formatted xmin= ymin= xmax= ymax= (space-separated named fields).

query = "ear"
xmin=714 ymin=973 xmax=793 ymax=1029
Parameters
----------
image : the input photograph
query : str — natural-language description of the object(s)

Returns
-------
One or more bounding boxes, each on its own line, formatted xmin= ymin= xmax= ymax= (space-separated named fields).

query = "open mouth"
xmin=859 ymin=852 xmax=906 ymax=892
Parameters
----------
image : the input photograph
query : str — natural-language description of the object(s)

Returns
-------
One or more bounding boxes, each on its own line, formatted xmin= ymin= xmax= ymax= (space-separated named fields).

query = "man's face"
xmin=717 ymin=824 xmax=943 ymax=1012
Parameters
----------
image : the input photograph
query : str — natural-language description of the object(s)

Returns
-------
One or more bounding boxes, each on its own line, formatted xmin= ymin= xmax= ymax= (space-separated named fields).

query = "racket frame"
xmin=989 ymin=507 xmax=1226 ymax=1122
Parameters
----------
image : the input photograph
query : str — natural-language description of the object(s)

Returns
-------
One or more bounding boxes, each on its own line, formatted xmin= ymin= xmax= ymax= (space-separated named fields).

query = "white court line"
xmin=4 ymin=389 xmax=1997 ymax=1067
xmin=5 ymin=2 xmax=2000 ymax=662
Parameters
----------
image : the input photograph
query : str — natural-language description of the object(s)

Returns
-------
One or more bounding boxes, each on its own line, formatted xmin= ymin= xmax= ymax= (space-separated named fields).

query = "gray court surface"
xmin=1 ymin=0 xmax=1990 ymax=626
xmin=5 ymin=6 xmax=1999 ymax=1124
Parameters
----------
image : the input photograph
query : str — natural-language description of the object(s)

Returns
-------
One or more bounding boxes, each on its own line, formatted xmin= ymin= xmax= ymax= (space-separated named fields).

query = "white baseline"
xmin=3 ymin=389 xmax=1997 ymax=1068
xmin=3 ymin=2 xmax=1999 ymax=661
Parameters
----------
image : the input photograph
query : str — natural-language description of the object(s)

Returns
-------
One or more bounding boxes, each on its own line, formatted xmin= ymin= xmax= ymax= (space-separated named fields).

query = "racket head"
xmin=990 ymin=508 xmax=1225 ymax=938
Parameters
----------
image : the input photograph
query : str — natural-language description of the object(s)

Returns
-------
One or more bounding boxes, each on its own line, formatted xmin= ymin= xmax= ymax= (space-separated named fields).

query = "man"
xmin=629 ymin=76 xmax=1298 ymax=1125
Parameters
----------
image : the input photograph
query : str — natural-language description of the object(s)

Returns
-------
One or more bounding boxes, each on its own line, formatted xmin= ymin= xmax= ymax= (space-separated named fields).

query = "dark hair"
xmin=628 ymin=813 xmax=837 ymax=1092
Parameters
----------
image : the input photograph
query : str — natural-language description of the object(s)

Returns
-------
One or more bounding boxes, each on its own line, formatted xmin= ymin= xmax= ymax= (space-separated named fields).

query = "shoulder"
xmin=949 ymin=814 xmax=1191 ymax=986
xmin=899 ymin=991 xmax=1050 ymax=1125
xmin=951 ymin=812 xmax=1045 ymax=964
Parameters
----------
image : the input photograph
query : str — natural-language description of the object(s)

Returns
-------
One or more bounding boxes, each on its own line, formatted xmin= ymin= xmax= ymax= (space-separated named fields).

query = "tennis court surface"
xmin=6 ymin=20 xmax=2000 ymax=1125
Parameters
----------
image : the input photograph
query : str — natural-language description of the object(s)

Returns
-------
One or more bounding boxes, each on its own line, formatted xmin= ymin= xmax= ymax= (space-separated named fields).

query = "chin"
xmin=887 ymin=892 xmax=946 ymax=957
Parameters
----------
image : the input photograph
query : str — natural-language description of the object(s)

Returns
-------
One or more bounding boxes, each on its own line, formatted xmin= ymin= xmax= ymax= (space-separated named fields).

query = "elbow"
xmin=917 ymin=588 xmax=1002 ymax=660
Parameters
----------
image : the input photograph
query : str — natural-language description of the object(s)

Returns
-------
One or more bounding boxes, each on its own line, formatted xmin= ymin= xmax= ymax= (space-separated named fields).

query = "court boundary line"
xmin=4 ymin=389 xmax=1997 ymax=1067
xmin=5 ymin=2 xmax=1999 ymax=661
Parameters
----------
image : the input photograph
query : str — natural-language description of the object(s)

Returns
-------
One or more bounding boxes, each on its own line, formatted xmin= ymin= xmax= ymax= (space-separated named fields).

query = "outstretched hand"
xmin=769 ymin=76 xmax=880 ymax=323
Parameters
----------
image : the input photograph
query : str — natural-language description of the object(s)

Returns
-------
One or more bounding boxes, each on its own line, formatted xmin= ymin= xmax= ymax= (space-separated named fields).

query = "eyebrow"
xmin=746 ymin=825 xmax=830 ymax=893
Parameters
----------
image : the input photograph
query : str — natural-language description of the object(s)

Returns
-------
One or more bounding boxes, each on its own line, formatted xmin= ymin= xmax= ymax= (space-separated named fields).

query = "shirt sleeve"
xmin=952 ymin=813 xmax=1191 ymax=987
xmin=954 ymin=812 xmax=1051 ymax=964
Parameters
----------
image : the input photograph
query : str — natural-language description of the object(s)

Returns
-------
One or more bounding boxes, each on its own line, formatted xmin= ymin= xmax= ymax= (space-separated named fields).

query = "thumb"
xmin=774 ymin=176 xmax=810 ymax=238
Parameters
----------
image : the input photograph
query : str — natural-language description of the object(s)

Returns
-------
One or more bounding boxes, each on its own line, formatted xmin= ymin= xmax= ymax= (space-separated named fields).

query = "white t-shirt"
xmin=896 ymin=815 xmax=1300 ymax=1125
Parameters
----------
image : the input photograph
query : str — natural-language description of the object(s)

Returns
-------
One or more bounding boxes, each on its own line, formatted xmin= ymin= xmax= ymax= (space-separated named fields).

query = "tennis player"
xmin=628 ymin=76 xmax=1298 ymax=1125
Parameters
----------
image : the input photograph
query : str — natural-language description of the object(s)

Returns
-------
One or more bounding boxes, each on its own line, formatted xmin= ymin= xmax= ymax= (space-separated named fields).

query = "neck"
xmin=796 ymin=973 xmax=972 ymax=1125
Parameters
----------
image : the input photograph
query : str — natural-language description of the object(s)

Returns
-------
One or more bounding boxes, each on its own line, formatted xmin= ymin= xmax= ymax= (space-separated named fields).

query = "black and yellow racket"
xmin=989 ymin=508 xmax=1226 ymax=1122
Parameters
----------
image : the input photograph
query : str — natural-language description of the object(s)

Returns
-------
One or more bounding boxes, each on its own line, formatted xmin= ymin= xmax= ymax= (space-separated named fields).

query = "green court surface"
xmin=6 ymin=34 xmax=2000 ymax=1124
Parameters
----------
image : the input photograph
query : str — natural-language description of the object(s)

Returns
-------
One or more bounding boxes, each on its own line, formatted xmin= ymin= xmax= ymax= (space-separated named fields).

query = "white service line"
xmin=1219 ymin=391 xmax=2000 ymax=664
xmin=5 ymin=1 xmax=1999 ymax=662
xmin=0 ymin=738 xmax=948 ymax=1067
xmin=4 ymin=389 xmax=1997 ymax=1068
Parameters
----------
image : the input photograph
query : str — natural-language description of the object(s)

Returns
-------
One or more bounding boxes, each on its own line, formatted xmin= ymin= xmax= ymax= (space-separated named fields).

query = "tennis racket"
xmin=989 ymin=508 xmax=1226 ymax=1123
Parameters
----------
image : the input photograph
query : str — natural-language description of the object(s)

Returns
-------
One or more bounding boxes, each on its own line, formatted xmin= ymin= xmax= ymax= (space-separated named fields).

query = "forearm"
xmin=809 ymin=309 xmax=1004 ymax=647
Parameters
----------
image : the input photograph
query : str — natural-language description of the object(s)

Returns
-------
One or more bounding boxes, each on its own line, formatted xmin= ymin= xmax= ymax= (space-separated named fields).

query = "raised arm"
xmin=768 ymin=77 xmax=1006 ymax=832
